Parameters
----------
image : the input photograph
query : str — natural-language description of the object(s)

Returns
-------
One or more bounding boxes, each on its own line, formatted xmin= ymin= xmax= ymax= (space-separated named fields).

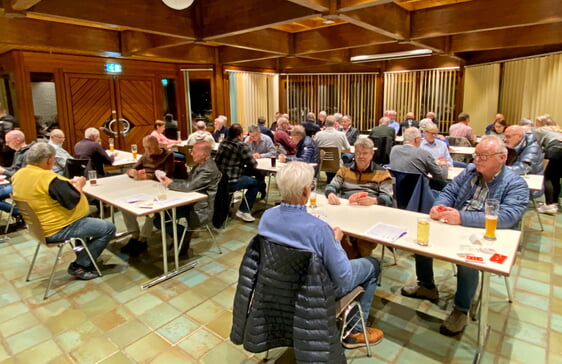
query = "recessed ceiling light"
xmin=350 ymin=49 xmax=432 ymax=63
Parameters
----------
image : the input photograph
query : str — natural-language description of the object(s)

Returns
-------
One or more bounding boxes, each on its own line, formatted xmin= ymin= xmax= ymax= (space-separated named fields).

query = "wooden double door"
xmin=63 ymin=73 xmax=158 ymax=153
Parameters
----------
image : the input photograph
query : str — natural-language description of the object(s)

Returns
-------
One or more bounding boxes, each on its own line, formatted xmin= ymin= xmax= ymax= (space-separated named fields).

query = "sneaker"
xmin=401 ymin=284 xmax=439 ymax=302
xmin=440 ymin=308 xmax=468 ymax=336
xmin=343 ymin=327 xmax=384 ymax=349
xmin=67 ymin=263 xmax=99 ymax=280
xmin=537 ymin=203 xmax=558 ymax=215
xmin=236 ymin=210 xmax=255 ymax=222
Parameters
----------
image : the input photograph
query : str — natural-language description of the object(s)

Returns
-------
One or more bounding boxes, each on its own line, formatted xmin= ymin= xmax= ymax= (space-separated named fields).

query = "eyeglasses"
xmin=355 ymin=151 xmax=372 ymax=157
xmin=53 ymin=135 xmax=65 ymax=139
xmin=472 ymin=153 xmax=502 ymax=161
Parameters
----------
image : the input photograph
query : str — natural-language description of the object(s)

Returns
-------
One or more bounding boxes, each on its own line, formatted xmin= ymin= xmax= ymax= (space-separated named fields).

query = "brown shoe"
xmin=343 ymin=327 xmax=384 ymax=349
xmin=401 ymin=284 xmax=439 ymax=302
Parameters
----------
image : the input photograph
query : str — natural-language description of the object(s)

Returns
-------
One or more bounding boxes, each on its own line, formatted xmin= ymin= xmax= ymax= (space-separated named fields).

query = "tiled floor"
xmin=0 ymin=193 xmax=561 ymax=363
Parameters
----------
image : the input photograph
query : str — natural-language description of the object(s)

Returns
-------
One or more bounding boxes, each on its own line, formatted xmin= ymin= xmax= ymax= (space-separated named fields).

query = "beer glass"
xmin=131 ymin=144 xmax=138 ymax=159
xmin=308 ymin=179 xmax=317 ymax=209
xmin=484 ymin=199 xmax=499 ymax=241
xmin=108 ymin=138 xmax=114 ymax=152
xmin=417 ymin=217 xmax=430 ymax=246
xmin=88 ymin=170 xmax=97 ymax=186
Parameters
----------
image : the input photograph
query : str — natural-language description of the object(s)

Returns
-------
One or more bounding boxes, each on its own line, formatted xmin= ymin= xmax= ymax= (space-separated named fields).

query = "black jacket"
xmin=230 ymin=235 xmax=346 ymax=364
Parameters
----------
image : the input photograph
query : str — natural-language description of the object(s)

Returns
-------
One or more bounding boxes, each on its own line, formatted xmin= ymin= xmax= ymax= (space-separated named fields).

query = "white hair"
xmin=276 ymin=162 xmax=314 ymax=202
xmin=84 ymin=127 xmax=99 ymax=139
xmin=403 ymin=127 xmax=421 ymax=143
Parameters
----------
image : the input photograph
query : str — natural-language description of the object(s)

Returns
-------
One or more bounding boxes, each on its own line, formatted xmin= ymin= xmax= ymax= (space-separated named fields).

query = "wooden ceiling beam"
xmin=339 ymin=2 xmax=410 ymax=40
xmin=294 ymin=23 xmax=394 ymax=54
xmin=280 ymin=57 xmax=331 ymax=69
xmin=201 ymin=0 xmax=318 ymax=39
xmin=299 ymin=49 xmax=350 ymax=63
xmin=0 ymin=16 xmax=120 ymax=54
xmin=220 ymin=47 xmax=279 ymax=64
xmin=10 ymin=0 xmax=42 ymax=11
xmin=26 ymin=0 xmax=195 ymax=38
xmin=285 ymin=0 xmax=330 ymax=12
xmin=338 ymin=0 xmax=395 ymax=12
xmin=450 ymin=23 xmax=562 ymax=53
xmin=411 ymin=0 xmax=562 ymax=39
xmin=133 ymin=44 xmax=215 ymax=63
xmin=120 ymin=30 xmax=193 ymax=56
xmin=212 ymin=29 xmax=290 ymax=54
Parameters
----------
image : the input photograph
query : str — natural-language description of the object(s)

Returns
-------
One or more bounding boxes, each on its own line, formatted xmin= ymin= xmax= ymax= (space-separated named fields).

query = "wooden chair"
xmin=15 ymin=199 xmax=102 ymax=300
xmin=318 ymin=147 xmax=340 ymax=185
xmin=176 ymin=144 xmax=197 ymax=169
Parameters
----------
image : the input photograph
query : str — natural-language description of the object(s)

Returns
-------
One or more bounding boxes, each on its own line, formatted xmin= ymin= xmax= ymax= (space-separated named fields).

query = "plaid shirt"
xmin=215 ymin=137 xmax=257 ymax=183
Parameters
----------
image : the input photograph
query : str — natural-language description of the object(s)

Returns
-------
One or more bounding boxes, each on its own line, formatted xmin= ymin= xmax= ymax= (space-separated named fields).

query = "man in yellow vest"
xmin=12 ymin=143 xmax=116 ymax=280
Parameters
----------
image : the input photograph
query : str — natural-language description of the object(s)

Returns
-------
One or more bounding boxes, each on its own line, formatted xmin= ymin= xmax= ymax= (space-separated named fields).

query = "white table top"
xmin=256 ymin=158 xmax=287 ymax=173
xmin=448 ymin=146 xmax=475 ymax=155
xmin=83 ymin=174 xmax=207 ymax=216
xmin=110 ymin=150 xmax=141 ymax=167
xmin=446 ymin=167 xmax=543 ymax=191
xmin=313 ymin=195 xmax=521 ymax=276
xmin=178 ymin=140 xmax=219 ymax=151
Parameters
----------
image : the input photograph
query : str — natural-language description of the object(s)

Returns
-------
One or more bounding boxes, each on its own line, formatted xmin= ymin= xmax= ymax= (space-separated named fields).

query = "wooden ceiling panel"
xmin=395 ymin=0 xmax=472 ymax=11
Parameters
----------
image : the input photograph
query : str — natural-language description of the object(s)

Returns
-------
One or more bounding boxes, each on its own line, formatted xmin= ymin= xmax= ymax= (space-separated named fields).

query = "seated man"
xmin=504 ymin=125 xmax=544 ymax=175
xmin=187 ymin=120 xmax=216 ymax=147
xmin=212 ymin=117 xmax=229 ymax=142
xmin=390 ymin=127 xmax=448 ymax=190
xmin=120 ymin=135 xmax=174 ymax=256
xmin=278 ymin=125 xmax=320 ymax=169
xmin=157 ymin=141 xmax=220 ymax=257
xmin=48 ymin=129 xmax=73 ymax=174
xmin=244 ymin=124 xmax=275 ymax=159
xmin=74 ymin=127 xmax=115 ymax=177
xmin=325 ymin=137 xmax=393 ymax=257
xmin=401 ymin=136 xmax=528 ymax=336
xmin=12 ymin=142 xmax=116 ymax=280
xmin=301 ymin=112 xmax=320 ymax=137
xmin=274 ymin=117 xmax=296 ymax=155
xmin=258 ymin=161 xmax=384 ymax=347
xmin=215 ymin=124 xmax=263 ymax=222
xmin=419 ymin=121 xmax=453 ymax=167
xmin=0 ymin=130 xmax=36 ymax=225
xmin=369 ymin=117 xmax=396 ymax=140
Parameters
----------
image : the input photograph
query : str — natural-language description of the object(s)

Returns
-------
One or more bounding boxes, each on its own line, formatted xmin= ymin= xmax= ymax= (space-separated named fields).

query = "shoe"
xmin=167 ymin=231 xmax=193 ymax=255
xmin=67 ymin=263 xmax=99 ymax=280
xmin=343 ymin=327 xmax=384 ymax=349
xmin=401 ymin=284 xmax=439 ymax=302
xmin=236 ymin=210 xmax=255 ymax=222
xmin=537 ymin=203 xmax=558 ymax=215
xmin=440 ymin=308 xmax=468 ymax=336
xmin=121 ymin=238 xmax=147 ymax=257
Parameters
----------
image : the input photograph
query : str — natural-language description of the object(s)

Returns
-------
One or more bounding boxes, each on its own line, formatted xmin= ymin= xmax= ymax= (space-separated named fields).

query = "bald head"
xmin=504 ymin=125 xmax=525 ymax=149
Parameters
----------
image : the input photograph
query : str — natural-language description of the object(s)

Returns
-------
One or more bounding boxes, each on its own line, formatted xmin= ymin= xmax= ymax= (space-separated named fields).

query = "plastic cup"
xmin=417 ymin=218 xmax=430 ymax=246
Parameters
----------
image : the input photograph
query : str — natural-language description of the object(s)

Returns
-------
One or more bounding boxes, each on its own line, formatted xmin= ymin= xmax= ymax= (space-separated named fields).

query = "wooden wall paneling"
xmin=115 ymin=77 xmax=157 ymax=152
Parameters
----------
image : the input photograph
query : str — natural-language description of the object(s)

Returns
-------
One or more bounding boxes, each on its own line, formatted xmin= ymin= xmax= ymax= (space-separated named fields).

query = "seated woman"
xmin=150 ymin=120 xmax=184 ymax=161
xmin=485 ymin=118 xmax=507 ymax=139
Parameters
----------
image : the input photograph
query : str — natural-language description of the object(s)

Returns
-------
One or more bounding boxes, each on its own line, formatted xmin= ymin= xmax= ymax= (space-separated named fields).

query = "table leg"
xmin=171 ymin=208 xmax=179 ymax=269
xmin=474 ymin=271 xmax=490 ymax=364
xmin=160 ymin=212 xmax=168 ymax=274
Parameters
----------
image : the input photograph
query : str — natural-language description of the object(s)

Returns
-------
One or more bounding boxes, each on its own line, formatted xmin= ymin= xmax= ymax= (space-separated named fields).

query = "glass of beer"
xmin=484 ymin=199 xmax=500 ymax=241
xmin=88 ymin=170 xmax=97 ymax=186
xmin=417 ymin=217 xmax=430 ymax=246
xmin=308 ymin=179 xmax=317 ymax=209
xmin=108 ymin=138 xmax=114 ymax=152
xmin=131 ymin=144 xmax=138 ymax=159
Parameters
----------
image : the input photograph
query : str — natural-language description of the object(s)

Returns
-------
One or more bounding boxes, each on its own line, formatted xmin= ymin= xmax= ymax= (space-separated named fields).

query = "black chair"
xmin=231 ymin=235 xmax=371 ymax=363
xmin=369 ymin=136 xmax=392 ymax=165
xmin=63 ymin=158 xmax=92 ymax=179
xmin=388 ymin=169 xmax=434 ymax=214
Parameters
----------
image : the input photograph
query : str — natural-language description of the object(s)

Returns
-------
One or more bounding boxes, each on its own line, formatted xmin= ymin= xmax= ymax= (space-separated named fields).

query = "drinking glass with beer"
xmin=131 ymin=144 xmax=138 ymax=159
xmin=417 ymin=217 xmax=430 ymax=246
xmin=484 ymin=199 xmax=499 ymax=241
xmin=309 ymin=179 xmax=317 ymax=209
xmin=108 ymin=138 xmax=114 ymax=152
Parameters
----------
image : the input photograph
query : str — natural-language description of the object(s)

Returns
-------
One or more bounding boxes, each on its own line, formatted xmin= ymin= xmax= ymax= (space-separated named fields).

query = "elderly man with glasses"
xmin=401 ymin=135 xmax=528 ymax=336
xmin=419 ymin=120 xmax=453 ymax=167
xmin=48 ymin=129 xmax=73 ymax=174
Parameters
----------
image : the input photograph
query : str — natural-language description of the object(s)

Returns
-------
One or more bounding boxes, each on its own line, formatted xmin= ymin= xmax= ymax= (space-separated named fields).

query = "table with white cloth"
xmin=447 ymin=167 xmax=544 ymax=191
xmin=312 ymin=194 xmax=521 ymax=363
xmin=83 ymin=174 xmax=207 ymax=288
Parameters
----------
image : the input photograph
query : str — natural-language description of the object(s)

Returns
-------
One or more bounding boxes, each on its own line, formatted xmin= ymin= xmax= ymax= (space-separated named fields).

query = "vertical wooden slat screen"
xmin=462 ymin=64 xmax=500 ymax=134
xmin=384 ymin=68 xmax=458 ymax=133
xmin=227 ymin=70 xmax=279 ymax=129
xmin=285 ymin=73 xmax=378 ymax=132
xmin=501 ymin=53 xmax=562 ymax=124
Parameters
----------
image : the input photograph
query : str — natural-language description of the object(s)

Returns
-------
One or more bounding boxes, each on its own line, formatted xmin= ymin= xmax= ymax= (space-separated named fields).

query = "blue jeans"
xmin=414 ymin=254 xmax=479 ymax=312
xmin=46 ymin=217 xmax=116 ymax=268
xmin=341 ymin=256 xmax=380 ymax=329
xmin=229 ymin=175 xmax=260 ymax=213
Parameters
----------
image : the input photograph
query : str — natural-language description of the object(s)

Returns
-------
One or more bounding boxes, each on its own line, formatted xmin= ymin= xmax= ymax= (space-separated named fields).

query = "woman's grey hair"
xmin=354 ymin=137 xmax=374 ymax=150
xmin=26 ymin=142 xmax=56 ymax=165
xmin=276 ymin=162 xmax=314 ymax=202
xmin=480 ymin=135 xmax=507 ymax=155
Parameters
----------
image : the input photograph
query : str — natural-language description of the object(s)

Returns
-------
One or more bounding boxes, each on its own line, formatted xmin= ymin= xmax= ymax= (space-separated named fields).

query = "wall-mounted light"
xmin=350 ymin=49 xmax=432 ymax=63
xmin=162 ymin=0 xmax=194 ymax=10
